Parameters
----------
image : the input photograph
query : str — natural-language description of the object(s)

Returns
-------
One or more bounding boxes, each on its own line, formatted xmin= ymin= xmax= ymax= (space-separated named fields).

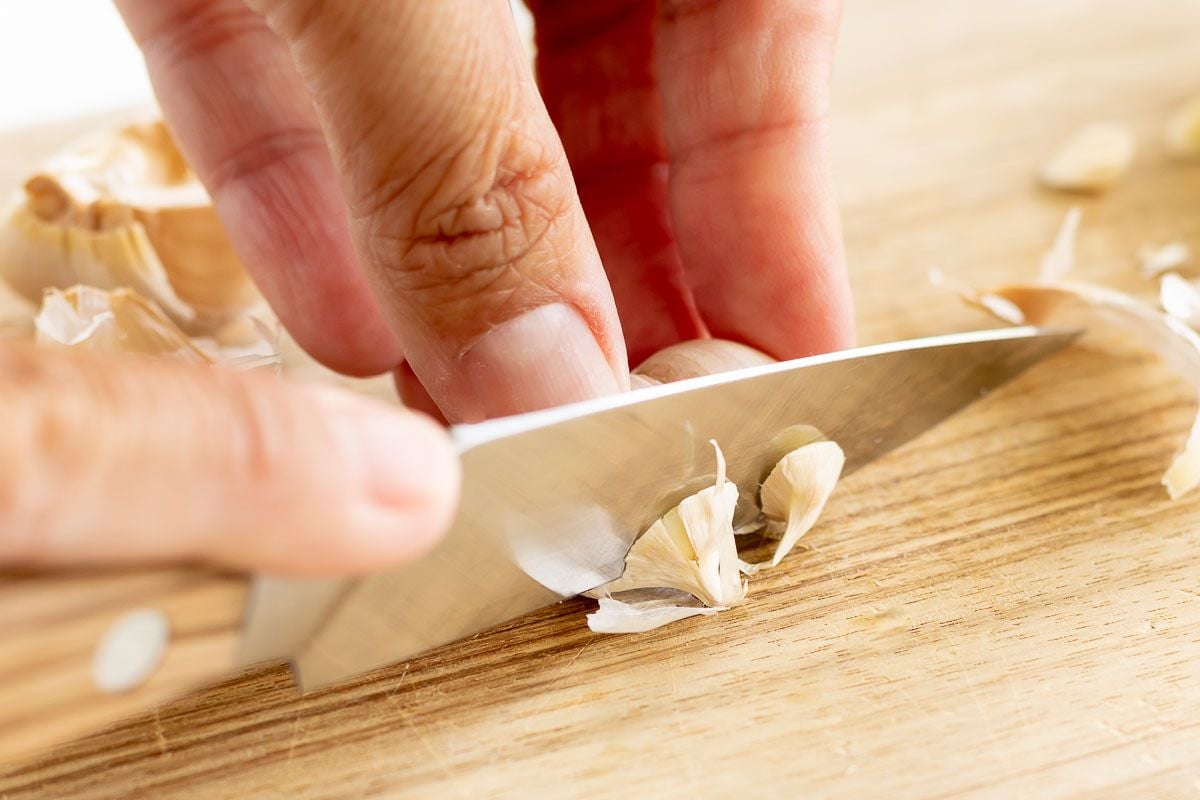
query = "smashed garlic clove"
xmin=1039 ymin=123 xmax=1136 ymax=193
xmin=755 ymin=441 xmax=845 ymax=567
xmin=1039 ymin=207 xmax=1083 ymax=282
xmin=1138 ymin=242 xmax=1191 ymax=279
xmin=591 ymin=440 xmax=746 ymax=609
xmin=587 ymin=592 xmax=722 ymax=634
xmin=963 ymin=280 xmax=1200 ymax=499
xmin=35 ymin=285 xmax=279 ymax=370
xmin=1165 ymin=95 xmax=1200 ymax=160
xmin=0 ymin=120 xmax=258 ymax=333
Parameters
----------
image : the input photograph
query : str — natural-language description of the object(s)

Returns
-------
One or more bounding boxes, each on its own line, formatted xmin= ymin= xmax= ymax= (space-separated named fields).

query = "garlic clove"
xmin=1165 ymin=95 xmax=1200 ymax=160
xmin=756 ymin=441 xmax=846 ymax=567
xmin=593 ymin=441 xmax=745 ymax=608
xmin=1039 ymin=123 xmax=1136 ymax=192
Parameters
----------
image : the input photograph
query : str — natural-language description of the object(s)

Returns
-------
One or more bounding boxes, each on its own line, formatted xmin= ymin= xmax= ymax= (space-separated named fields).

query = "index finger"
xmin=249 ymin=0 xmax=630 ymax=421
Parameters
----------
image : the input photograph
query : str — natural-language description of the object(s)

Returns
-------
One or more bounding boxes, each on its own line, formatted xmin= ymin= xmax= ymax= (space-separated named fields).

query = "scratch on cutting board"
xmin=286 ymin=713 xmax=302 ymax=766
xmin=519 ymin=639 xmax=595 ymax=733
xmin=152 ymin=708 xmax=168 ymax=756
xmin=391 ymin=698 xmax=461 ymax=789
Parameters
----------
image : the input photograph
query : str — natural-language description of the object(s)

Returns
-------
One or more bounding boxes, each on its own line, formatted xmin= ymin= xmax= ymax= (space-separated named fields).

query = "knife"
xmin=0 ymin=325 xmax=1075 ymax=763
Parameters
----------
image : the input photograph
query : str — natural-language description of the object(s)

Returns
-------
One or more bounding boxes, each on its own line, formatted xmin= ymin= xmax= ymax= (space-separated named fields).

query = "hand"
xmin=4 ymin=0 xmax=853 ymax=577
xmin=0 ymin=343 xmax=457 ymax=574
xmin=114 ymin=0 xmax=855 ymax=423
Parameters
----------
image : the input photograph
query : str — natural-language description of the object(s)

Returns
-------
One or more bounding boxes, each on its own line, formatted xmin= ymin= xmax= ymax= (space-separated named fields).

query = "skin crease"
xmin=0 ymin=0 xmax=853 ymax=575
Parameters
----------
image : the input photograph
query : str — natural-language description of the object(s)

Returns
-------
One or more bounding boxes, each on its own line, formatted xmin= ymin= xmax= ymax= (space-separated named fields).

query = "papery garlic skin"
xmin=35 ymin=285 xmax=280 ymax=370
xmin=587 ymin=596 xmax=721 ymax=634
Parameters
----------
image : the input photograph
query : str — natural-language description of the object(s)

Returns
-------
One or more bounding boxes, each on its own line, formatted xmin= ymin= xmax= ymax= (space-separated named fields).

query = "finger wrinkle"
xmin=134 ymin=0 xmax=275 ymax=70
xmin=670 ymin=115 xmax=830 ymax=171
xmin=205 ymin=125 xmax=329 ymax=197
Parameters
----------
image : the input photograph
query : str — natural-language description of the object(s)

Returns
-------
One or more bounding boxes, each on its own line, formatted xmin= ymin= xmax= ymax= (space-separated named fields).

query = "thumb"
xmin=0 ymin=344 xmax=458 ymax=575
xmin=247 ymin=0 xmax=630 ymax=422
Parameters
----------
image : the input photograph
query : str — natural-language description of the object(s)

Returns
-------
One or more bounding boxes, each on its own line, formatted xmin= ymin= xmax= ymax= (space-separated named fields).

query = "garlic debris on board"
xmin=961 ymin=281 xmax=1200 ymax=499
xmin=1138 ymin=242 xmax=1191 ymax=279
xmin=1165 ymin=95 xmax=1200 ymax=160
xmin=0 ymin=120 xmax=259 ymax=334
xmin=754 ymin=441 xmax=846 ymax=569
xmin=36 ymin=285 xmax=280 ymax=370
xmin=586 ymin=441 xmax=746 ymax=633
xmin=1038 ymin=123 xmax=1135 ymax=193
xmin=587 ymin=437 xmax=846 ymax=634
xmin=1159 ymin=273 xmax=1200 ymax=328
xmin=1038 ymin=207 xmax=1083 ymax=282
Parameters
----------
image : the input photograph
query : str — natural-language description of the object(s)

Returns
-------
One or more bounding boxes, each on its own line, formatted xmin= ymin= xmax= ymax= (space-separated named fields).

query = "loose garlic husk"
xmin=1039 ymin=123 xmax=1135 ymax=193
xmin=36 ymin=285 xmax=280 ymax=370
xmin=0 ymin=120 xmax=259 ymax=334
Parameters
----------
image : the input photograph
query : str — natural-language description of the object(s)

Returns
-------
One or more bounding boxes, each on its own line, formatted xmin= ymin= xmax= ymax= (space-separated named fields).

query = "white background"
xmin=0 ymin=2 xmax=536 ymax=133
xmin=0 ymin=3 xmax=154 ymax=131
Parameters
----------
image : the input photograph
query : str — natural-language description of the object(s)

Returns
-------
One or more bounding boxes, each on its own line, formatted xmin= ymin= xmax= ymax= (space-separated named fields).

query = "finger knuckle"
xmin=355 ymin=125 xmax=575 ymax=334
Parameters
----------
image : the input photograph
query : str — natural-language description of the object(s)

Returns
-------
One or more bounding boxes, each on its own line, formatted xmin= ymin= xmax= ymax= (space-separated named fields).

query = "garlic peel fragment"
xmin=964 ymin=281 xmax=1200 ymax=499
xmin=1039 ymin=207 xmax=1082 ymax=282
xmin=35 ymin=285 xmax=280 ymax=370
xmin=587 ymin=594 xmax=722 ymax=634
xmin=1160 ymin=273 xmax=1200 ymax=328
xmin=1039 ymin=123 xmax=1135 ymax=192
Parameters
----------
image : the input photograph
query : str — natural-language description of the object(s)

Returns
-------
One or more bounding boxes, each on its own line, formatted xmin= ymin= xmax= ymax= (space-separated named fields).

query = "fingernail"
xmin=459 ymin=304 xmax=621 ymax=421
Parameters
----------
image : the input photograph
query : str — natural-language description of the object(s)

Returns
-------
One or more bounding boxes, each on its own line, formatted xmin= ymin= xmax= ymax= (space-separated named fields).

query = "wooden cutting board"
xmin=4 ymin=0 xmax=1200 ymax=797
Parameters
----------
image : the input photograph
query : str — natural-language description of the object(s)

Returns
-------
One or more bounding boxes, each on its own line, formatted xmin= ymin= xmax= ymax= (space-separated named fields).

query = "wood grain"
xmin=0 ymin=569 xmax=247 ymax=765
xmin=4 ymin=0 xmax=1200 ymax=797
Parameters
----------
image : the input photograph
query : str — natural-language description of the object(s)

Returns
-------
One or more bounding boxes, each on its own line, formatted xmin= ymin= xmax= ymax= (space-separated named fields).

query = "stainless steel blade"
xmin=247 ymin=326 xmax=1075 ymax=687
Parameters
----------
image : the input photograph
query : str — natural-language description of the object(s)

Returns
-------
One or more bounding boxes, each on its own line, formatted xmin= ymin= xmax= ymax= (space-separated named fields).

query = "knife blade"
xmin=245 ymin=326 xmax=1076 ymax=688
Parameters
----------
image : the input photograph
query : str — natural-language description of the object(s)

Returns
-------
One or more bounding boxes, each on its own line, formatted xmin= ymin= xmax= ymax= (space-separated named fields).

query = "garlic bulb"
xmin=0 ymin=120 xmax=258 ymax=334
